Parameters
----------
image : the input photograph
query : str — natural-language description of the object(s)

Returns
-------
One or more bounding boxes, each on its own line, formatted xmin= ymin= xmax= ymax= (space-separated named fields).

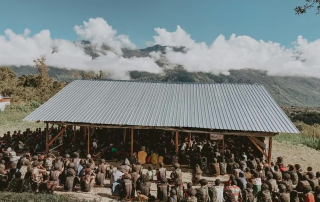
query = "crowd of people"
xmin=0 ymin=127 xmax=320 ymax=202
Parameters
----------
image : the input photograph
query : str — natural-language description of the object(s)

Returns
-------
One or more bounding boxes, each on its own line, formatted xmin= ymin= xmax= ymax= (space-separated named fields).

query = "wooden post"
xmin=188 ymin=133 xmax=191 ymax=148
xmin=46 ymin=122 xmax=49 ymax=153
xmin=222 ymin=135 xmax=225 ymax=154
xmin=62 ymin=130 xmax=64 ymax=144
xmin=73 ymin=125 xmax=76 ymax=142
xmin=87 ymin=127 xmax=90 ymax=155
xmin=268 ymin=137 xmax=273 ymax=164
xmin=175 ymin=131 xmax=179 ymax=155
xmin=131 ymin=129 xmax=134 ymax=155
xmin=123 ymin=129 xmax=126 ymax=143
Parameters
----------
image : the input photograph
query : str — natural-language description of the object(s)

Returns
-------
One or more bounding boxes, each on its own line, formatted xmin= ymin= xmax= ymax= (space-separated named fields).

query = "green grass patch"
xmin=0 ymin=104 xmax=45 ymax=135
xmin=275 ymin=122 xmax=320 ymax=150
xmin=0 ymin=192 xmax=97 ymax=202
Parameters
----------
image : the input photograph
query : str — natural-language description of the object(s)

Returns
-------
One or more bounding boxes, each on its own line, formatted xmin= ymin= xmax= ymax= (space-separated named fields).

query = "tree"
xmin=295 ymin=0 xmax=320 ymax=14
xmin=33 ymin=55 xmax=50 ymax=88
xmin=0 ymin=67 xmax=16 ymax=86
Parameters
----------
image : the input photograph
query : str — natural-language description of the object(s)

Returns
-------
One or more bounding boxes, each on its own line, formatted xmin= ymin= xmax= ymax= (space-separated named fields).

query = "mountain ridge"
xmin=6 ymin=43 xmax=320 ymax=107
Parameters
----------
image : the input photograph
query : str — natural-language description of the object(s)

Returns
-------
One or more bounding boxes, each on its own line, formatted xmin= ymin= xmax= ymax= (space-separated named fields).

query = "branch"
xmin=295 ymin=0 xmax=320 ymax=15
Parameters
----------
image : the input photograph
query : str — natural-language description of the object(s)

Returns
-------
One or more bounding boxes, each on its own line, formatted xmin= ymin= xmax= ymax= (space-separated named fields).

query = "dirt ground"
xmin=272 ymin=140 xmax=320 ymax=171
xmin=56 ymin=140 xmax=320 ymax=201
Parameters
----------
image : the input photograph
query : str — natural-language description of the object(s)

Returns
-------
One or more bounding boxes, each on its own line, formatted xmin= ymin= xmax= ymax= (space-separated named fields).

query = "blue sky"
xmin=0 ymin=0 xmax=318 ymax=48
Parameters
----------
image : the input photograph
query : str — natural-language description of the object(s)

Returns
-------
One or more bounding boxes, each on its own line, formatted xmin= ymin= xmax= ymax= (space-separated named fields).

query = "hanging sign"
xmin=210 ymin=134 xmax=224 ymax=140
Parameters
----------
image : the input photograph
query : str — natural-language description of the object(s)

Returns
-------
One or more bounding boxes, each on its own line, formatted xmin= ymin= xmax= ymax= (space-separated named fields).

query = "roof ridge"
xmin=76 ymin=79 xmax=264 ymax=86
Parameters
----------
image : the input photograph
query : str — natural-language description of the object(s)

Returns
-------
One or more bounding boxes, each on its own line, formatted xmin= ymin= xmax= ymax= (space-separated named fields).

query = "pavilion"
xmin=24 ymin=80 xmax=299 ymax=163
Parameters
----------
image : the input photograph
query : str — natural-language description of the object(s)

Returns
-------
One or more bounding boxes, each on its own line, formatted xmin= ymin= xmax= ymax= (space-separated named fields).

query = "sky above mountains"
xmin=0 ymin=0 xmax=319 ymax=79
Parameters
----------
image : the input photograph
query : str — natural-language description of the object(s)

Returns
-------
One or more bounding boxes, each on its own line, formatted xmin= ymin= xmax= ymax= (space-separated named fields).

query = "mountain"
xmin=8 ymin=43 xmax=320 ymax=107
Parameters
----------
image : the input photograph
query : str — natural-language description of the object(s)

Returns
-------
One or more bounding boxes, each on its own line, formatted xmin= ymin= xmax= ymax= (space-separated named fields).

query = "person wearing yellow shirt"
xmin=138 ymin=146 xmax=147 ymax=165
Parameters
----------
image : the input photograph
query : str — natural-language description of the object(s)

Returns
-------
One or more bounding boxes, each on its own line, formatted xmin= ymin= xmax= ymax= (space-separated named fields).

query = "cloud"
xmin=152 ymin=26 xmax=320 ymax=78
xmin=1 ymin=18 xmax=320 ymax=79
xmin=154 ymin=26 xmax=320 ymax=77
xmin=74 ymin=18 xmax=136 ymax=55
xmin=0 ymin=18 xmax=162 ymax=79
xmin=154 ymin=25 xmax=206 ymax=49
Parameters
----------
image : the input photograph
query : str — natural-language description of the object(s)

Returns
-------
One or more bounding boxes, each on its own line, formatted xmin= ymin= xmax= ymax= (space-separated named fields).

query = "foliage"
xmin=275 ymin=122 xmax=320 ymax=150
xmin=282 ymin=106 xmax=320 ymax=125
xmin=0 ymin=192 xmax=98 ymax=202
xmin=0 ymin=56 xmax=66 ymax=104
xmin=295 ymin=0 xmax=320 ymax=14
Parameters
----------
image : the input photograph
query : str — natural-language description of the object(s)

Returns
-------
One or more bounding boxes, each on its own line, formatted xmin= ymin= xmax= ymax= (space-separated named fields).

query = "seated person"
xmin=81 ymin=173 xmax=96 ymax=192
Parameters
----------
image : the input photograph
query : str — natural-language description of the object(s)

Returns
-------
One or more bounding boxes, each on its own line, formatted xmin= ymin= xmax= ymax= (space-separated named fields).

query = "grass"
xmin=275 ymin=122 xmax=320 ymax=150
xmin=0 ymin=192 xmax=98 ymax=202
xmin=0 ymin=104 xmax=45 ymax=135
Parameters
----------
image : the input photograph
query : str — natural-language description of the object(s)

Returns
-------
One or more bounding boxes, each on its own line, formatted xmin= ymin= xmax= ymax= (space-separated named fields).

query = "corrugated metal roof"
xmin=24 ymin=80 xmax=299 ymax=133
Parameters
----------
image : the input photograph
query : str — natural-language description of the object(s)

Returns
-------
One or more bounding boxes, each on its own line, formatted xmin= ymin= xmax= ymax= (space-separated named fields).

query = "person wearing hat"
xmin=138 ymin=146 xmax=147 ymax=165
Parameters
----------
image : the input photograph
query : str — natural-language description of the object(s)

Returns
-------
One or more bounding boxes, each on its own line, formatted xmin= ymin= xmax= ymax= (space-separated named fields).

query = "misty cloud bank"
xmin=0 ymin=17 xmax=319 ymax=79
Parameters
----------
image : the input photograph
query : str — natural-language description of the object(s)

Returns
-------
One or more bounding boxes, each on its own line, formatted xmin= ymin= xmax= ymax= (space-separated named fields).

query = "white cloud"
xmin=0 ymin=18 xmax=162 ymax=79
xmin=154 ymin=25 xmax=206 ymax=49
xmin=153 ymin=26 xmax=320 ymax=78
xmin=0 ymin=18 xmax=320 ymax=80
xmin=74 ymin=18 xmax=136 ymax=55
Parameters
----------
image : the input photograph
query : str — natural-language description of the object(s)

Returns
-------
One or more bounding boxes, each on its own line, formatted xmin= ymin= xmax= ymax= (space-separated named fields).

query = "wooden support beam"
xmin=48 ymin=126 xmax=68 ymax=146
xmin=131 ymin=129 xmax=134 ymax=155
xmin=123 ymin=128 xmax=126 ymax=143
xmin=73 ymin=125 xmax=76 ymax=142
xmin=46 ymin=122 xmax=276 ymax=137
xmin=250 ymin=136 xmax=266 ymax=149
xmin=46 ymin=122 xmax=49 ymax=153
xmin=222 ymin=135 xmax=225 ymax=154
xmin=175 ymin=131 xmax=179 ymax=155
xmin=248 ymin=136 xmax=268 ymax=160
xmin=268 ymin=137 xmax=273 ymax=164
xmin=87 ymin=127 xmax=90 ymax=155
xmin=48 ymin=124 xmax=55 ymax=135
xmin=188 ymin=133 xmax=191 ymax=148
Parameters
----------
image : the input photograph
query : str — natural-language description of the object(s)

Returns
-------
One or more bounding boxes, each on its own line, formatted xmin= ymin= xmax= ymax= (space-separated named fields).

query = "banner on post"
xmin=210 ymin=134 xmax=224 ymax=140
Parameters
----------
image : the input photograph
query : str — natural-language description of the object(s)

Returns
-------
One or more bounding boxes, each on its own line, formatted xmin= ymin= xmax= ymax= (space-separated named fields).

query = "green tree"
xmin=295 ymin=0 xmax=320 ymax=14
xmin=0 ymin=67 xmax=16 ymax=87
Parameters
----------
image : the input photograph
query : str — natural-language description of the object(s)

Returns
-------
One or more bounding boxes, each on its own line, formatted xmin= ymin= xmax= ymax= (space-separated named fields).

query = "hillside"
xmin=8 ymin=44 xmax=320 ymax=107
